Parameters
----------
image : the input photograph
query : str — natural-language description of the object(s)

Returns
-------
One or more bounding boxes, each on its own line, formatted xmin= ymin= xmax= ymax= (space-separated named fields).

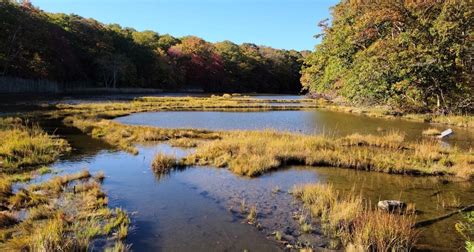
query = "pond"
xmin=115 ymin=110 xmax=473 ymax=149
xmin=0 ymin=93 xmax=303 ymax=106
xmin=36 ymin=119 xmax=471 ymax=251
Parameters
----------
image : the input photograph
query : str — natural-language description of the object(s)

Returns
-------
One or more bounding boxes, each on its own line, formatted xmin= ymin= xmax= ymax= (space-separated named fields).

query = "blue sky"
xmin=31 ymin=0 xmax=339 ymax=51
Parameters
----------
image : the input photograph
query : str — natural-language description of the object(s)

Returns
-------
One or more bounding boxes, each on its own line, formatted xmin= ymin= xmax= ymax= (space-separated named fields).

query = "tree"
xmin=96 ymin=54 xmax=132 ymax=88
xmin=301 ymin=0 xmax=473 ymax=113
xmin=0 ymin=2 xmax=303 ymax=93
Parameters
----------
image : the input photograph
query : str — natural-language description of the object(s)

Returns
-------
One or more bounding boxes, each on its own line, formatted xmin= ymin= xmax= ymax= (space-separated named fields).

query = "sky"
xmin=31 ymin=0 xmax=339 ymax=51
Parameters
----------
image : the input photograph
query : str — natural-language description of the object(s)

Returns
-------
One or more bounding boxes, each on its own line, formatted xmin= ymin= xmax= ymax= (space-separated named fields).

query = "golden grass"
xmin=51 ymin=96 xmax=319 ymax=121
xmin=348 ymin=210 xmax=419 ymax=251
xmin=105 ymin=240 xmax=130 ymax=252
xmin=65 ymin=116 xmax=220 ymax=154
xmin=408 ymin=114 xmax=474 ymax=128
xmin=151 ymin=153 xmax=178 ymax=173
xmin=0 ymin=118 xmax=130 ymax=250
xmin=63 ymin=110 xmax=472 ymax=180
xmin=320 ymin=103 xmax=474 ymax=128
xmin=293 ymin=184 xmax=362 ymax=237
xmin=422 ymin=128 xmax=441 ymax=136
xmin=184 ymin=130 xmax=473 ymax=179
xmin=293 ymin=183 xmax=419 ymax=250
xmin=0 ymin=118 xmax=70 ymax=171
xmin=0 ymin=171 xmax=130 ymax=251
xmin=246 ymin=206 xmax=257 ymax=224
xmin=29 ymin=169 xmax=91 ymax=194
xmin=168 ymin=138 xmax=201 ymax=148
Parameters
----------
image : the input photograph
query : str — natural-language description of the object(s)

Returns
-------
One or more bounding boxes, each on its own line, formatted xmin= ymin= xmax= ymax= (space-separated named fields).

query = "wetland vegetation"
xmin=1 ymin=0 xmax=473 ymax=251
xmin=0 ymin=117 xmax=129 ymax=251
xmin=1 ymin=95 xmax=469 ymax=251
xmin=0 ymin=94 xmax=471 ymax=251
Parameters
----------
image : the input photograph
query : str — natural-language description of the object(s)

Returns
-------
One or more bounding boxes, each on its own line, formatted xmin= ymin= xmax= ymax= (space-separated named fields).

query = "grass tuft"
xmin=422 ymin=128 xmax=441 ymax=136
xmin=293 ymin=183 xmax=419 ymax=250
xmin=151 ymin=153 xmax=179 ymax=173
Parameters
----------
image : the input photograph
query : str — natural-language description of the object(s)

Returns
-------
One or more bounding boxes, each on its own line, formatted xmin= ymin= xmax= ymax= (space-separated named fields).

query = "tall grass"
xmin=65 ymin=116 xmax=219 ymax=155
xmin=456 ymin=211 xmax=474 ymax=251
xmin=349 ymin=210 xmax=419 ymax=251
xmin=0 ymin=171 xmax=130 ymax=251
xmin=185 ymin=130 xmax=472 ymax=179
xmin=151 ymin=153 xmax=179 ymax=173
xmin=0 ymin=118 xmax=129 ymax=250
xmin=0 ymin=118 xmax=70 ymax=171
xmin=293 ymin=183 xmax=419 ymax=250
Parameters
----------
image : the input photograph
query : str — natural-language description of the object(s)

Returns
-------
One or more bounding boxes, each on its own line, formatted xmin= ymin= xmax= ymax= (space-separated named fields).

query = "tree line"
xmin=301 ymin=0 xmax=473 ymax=113
xmin=0 ymin=1 xmax=304 ymax=93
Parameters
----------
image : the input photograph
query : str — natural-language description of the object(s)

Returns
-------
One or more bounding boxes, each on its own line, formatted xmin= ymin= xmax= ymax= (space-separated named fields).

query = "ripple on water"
xmin=45 ymin=142 xmax=472 ymax=251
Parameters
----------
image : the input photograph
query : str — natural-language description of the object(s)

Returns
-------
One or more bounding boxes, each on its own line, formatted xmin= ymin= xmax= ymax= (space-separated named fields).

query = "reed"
xmin=294 ymin=183 xmax=419 ymax=250
xmin=185 ymin=130 xmax=472 ymax=179
xmin=151 ymin=153 xmax=179 ymax=173
xmin=0 ymin=118 xmax=70 ymax=171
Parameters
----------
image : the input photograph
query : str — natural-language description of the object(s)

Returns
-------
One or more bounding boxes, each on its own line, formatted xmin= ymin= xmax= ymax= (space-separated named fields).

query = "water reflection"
xmin=116 ymin=110 xmax=473 ymax=148
xmin=45 ymin=141 xmax=472 ymax=251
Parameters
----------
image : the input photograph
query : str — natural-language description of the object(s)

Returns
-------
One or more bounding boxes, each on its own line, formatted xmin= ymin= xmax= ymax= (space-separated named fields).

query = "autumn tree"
xmin=301 ymin=0 xmax=473 ymax=113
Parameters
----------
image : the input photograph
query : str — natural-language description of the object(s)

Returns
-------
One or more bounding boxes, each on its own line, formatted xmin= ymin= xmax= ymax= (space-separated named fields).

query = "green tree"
xmin=302 ymin=0 xmax=473 ymax=113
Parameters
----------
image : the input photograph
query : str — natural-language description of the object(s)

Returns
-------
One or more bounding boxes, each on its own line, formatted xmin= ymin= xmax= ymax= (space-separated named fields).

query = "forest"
xmin=0 ymin=1 xmax=473 ymax=251
xmin=0 ymin=1 xmax=304 ymax=93
xmin=301 ymin=0 xmax=473 ymax=113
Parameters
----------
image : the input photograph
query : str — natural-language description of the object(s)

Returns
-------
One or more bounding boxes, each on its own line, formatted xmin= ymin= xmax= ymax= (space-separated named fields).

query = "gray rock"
xmin=282 ymin=234 xmax=296 ymax=243
xmin=377 ymin=200 xmax=407 ymax=212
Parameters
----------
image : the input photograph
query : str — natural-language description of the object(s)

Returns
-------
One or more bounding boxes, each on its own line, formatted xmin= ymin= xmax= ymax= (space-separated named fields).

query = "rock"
xmin=282 ymin=234 xmax=296 ymax=243
xmin=377 ymin=200 xmax=407 ymax=212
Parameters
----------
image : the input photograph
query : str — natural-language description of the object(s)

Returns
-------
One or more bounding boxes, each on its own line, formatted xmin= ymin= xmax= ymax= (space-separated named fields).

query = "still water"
xmin=37 ymin=116 xmax=471 ymax=251
xmin=116 ymin=110 xmax=473 ymax=149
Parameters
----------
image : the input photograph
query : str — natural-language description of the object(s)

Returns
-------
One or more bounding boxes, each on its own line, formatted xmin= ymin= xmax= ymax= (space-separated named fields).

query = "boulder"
xmin=377 ymin=200 xmax=407 ymax=212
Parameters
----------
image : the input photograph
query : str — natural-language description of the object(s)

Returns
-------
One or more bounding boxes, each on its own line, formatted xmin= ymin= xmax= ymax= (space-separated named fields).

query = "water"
xmin=51 ymin=144 xmax=286 ymax=251
xmin=46 ymin=138 xmax=472 ymax=251
xmin=116 ymin=110 xmax=473 ymax=149
xmin=3 ymin=100 xmax=472 ymax=251
xmin=0 ymin=93 xmax=303 ymax=105
xmin=42 ymin=119 xmax=470 ymax=251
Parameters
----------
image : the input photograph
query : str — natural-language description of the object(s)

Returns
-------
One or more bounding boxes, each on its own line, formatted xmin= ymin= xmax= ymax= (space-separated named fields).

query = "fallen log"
xmin=414 ymin=204 xmax=474 ymax=228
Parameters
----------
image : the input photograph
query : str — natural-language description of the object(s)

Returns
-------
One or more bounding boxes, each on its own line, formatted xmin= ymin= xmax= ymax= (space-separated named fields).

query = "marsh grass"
xmin=455 ymin=211 xmax=474 ymax=251
xmin=168 ymin=138 xmax=200 ymax=148
xmin=0 ymin=118 xmax=130 ymax=250
xmin=422 ymin=128 xmax=441 ymax=136
xmin=294 ymin=183 xmax=419 ymax=250
xmin=274 ymin=230 xmax=282 ymax=241
xmin=0 ymin=118 xmax=70 ymax=171
xmin=54 ymin=96 xmax=319 ymax=122
xmin=0 ymin=171 xmax=130 ymax=251
xmin=58 ymin=98 xmax=472 ymax=180
xmin=321 ymin=104 xmax=474 ymax=128
xmin=247 ymin=206 xmax=257 ymax=224
xmin=348 ymin=210 xmax=419 ymax=251
xmin=152 ymin=153 xmax=180 ymax=173
xmin=105 ymin=240 xmax=130 ymax=252
xmin=240 ymin=199 xmax=247 ymax=214
xmin=29 ymin=169 xmax=91 ymax=194
xmin=95 ymin=171 xmax=106 ymax=182
xmin=436 ymin=193 xmax=462 ymax=209
xmin=185 ymin=130 xmax=473 ymax=179
xmin=300 ymin=222 xmax=313 ymax=233
xmin=65 ymin=116 xmax=220 ymax=154
xmin=69 ymin=111 xmax=472 ymax=180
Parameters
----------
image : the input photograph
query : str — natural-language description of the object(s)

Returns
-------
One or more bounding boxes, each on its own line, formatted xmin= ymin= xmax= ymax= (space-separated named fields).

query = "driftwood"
xmin=414 ymin=204 xmax=474 ymax=228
